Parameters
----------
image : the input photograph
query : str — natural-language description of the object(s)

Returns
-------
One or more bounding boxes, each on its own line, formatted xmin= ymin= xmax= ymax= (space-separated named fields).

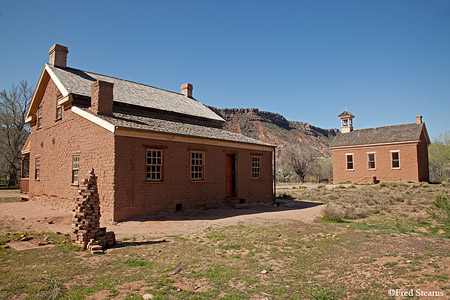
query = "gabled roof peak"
xmin=338 ymin=110 xmax=355 ymax=118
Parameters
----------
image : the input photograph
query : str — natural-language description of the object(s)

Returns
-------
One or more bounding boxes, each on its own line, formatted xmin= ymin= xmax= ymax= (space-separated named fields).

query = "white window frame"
xmin=146 ymin=149 xmax=163 ymax=181
xmin=72 ymin=155 xmax=79 ymax=184
xmin=252 ymin=156 xmax=261 ymax=179
xmin=35 ymin=156 xmax=40 ymax=181
xmin=37 ymin=106 xmax=43 ymax=129
xmin=367 ymin=152 xmax=376 ymax=170
xmin=346 ymin=153 xmax=354 ymax=171
xmin=391 ymin=150 xmax=400 ymax=169
xmin=56 ymin=94 xmax=62 ymax=120
xmin=190 ymin=151 xmax=205 ymax=181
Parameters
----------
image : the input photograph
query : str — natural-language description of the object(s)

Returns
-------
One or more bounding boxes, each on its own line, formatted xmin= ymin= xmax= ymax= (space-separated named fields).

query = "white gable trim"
xmin=45 ymin=64 xmax=69 ymax=97
xmin=71 ymin=106 xmax=116 ymax=133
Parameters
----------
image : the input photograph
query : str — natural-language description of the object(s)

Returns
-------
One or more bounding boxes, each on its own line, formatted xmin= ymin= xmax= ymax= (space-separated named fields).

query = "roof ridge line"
xmin=47 ymin=64 xmax=192 ymax=99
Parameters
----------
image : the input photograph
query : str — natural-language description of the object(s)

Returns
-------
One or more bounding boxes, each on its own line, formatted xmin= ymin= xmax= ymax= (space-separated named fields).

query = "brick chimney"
xmin=416 ymin=115 xmax=423 ymax=124
xmin=49 ymin=44 xmax=68 ymax=68
xmin=90 ymin=80 xmax=114 ymax=116
xmin=181 ymin=83 xmax=193 ymax=98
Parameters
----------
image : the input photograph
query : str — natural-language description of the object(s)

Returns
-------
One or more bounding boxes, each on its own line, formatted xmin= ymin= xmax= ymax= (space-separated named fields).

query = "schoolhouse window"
xmin=346 ymin=154 xmax=354 ymax=170
xmin=56 ymin=94 xmax=62 ymax=120
xmin=252 ymin=156 xmax=261 ymax=179
xmin=391 ymin=151 xmax=400 ymax=169
xmin=35 ymin=157 xmax=40 ymax=180
xmin=72 ymin=155 xmax=79 ymax=184
xmin=190 ymin=151 xmax=204 ymax=180
xmin=146 ymin=149 xmax=163 ymax=181
xmin=37 ymin=106 xmax=43 ymax=128
xmin=368 ymin=153 xmax=376 ymax=170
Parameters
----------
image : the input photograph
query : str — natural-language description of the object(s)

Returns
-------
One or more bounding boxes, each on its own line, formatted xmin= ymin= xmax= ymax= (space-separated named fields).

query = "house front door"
xmin=225 ymin=154 xmax=237 ymax=198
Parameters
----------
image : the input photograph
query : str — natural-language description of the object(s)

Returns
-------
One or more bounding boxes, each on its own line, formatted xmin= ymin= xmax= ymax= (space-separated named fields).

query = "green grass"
xmin=0 ymin=184 xmax=449 ymax=299
xmin=0 ymin=197 xmax=24 ymax=203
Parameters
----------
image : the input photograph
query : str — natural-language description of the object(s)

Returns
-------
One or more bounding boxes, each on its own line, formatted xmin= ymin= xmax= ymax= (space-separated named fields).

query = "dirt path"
xmin=0 ymin=191 xmax=324 ymax=239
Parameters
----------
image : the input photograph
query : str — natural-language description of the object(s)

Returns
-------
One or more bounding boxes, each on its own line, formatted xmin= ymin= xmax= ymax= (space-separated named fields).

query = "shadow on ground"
xmin=120 ymin=199 xmax=324 ymax=223
xmin=111 ymin=239 xmax=167 ymax=249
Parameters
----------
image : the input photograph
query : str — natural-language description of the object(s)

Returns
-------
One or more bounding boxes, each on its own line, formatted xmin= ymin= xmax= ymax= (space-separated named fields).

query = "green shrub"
xmin=310 ymin=285 xmax=339 ymax=300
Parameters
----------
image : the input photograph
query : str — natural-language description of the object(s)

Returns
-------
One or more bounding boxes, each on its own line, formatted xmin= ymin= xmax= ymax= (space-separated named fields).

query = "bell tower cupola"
xmin=338 ymin=109 xmax=355 ymax=133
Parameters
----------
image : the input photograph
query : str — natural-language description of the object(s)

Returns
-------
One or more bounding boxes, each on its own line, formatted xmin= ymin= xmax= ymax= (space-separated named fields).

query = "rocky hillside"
xmin=210 ymin=107 xmax=338 ymax=159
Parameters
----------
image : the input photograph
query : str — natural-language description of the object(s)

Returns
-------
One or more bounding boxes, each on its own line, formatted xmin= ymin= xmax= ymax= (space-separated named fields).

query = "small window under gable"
xmin=368 ymin=153 xmax=376 ymax=170
xmin=391 ymin=151 xmax=400 ymax=169
xmin=346 ymin=154 xmax=354 ymax=170
xmin=37 ymin=106 xmax=43 ymax=129
xmin=56 ymin=94 xmax=63 ymax=120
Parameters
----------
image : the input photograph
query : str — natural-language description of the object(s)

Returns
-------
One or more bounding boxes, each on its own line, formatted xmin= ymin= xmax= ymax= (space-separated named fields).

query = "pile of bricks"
xmin=71 ymin=169 xmax=115 ymax=254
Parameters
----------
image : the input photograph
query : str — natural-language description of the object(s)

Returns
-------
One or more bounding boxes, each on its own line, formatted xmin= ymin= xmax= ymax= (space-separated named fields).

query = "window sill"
xmin=34 ymin=179 xmax=40 ymax=182
xmin=368 ymin=169 xmax=377 ymax=171
xmin=55 ymin=118 xmax=62 ymax=122
xmin=191 ymin=180 xmax=207 ymax=183
xmin=392 ymin=168 xmax=401 ymax=170
xmin=251 ymin=178 xmax=262 ymax=181
xmin=346 ymin=169 xmax=354 ymax=171
xmin=71 ymin=183 xmax=79 ymax=187
xmin=144 ymin=180 xmax=164 ymax=184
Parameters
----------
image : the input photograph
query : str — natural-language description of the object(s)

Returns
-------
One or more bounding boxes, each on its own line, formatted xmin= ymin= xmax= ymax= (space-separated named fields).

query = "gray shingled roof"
xmin=330 ymin=123 xmax=425 ymax=147
xmin=338 ymin=110 xmax=355 ymax=118
xmin=90 ymin=110 xmax=273 ymax=147
xmin=47 ymin=64 xmax=224 ymax=122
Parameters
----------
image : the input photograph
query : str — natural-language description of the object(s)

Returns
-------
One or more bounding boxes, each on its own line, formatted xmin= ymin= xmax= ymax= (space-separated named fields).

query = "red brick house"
xmin=330 ymin=110 xmax=430 ymax=183
xmin=20 ymin=44 xmax=275 ymax=222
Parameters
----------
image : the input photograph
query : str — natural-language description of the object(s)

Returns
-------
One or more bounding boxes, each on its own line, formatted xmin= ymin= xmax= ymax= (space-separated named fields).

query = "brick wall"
xmin=113 ymin=136 xmax=273 ymax=221
xmin=332 ymin=143 xmax=425 ymax=183
xmin=28 ymin=79 xmax=116 ymax=222
xmin=27 ymin=78 xmax=274 ymax=222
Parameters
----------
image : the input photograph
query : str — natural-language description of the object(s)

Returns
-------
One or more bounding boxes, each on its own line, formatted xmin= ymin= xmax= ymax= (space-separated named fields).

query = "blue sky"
xmin=1 ymin=0 xmax=449 ymax=139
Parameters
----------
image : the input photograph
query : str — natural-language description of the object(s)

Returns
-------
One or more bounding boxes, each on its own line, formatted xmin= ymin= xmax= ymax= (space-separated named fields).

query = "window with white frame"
xmin=368 ymin=153 xmax=376 ymax=170
xmin=56 ymin=94 xmax=62 ymax=120
xmin=190 ymin=151 xmax=204 ymax=180
xmin=391 ymin=151 xmax=400 ymax=169
xmin=72 ymin=155 xmax=79 ymax=184
xmin=346 ymin=154 xmax=354 ymax=170
xmin=252 ymin=156 xmax=261 ymax=179
xmin=146 ymin=149 xmax=163 ymax=181
xmin=37 ymin=106 xmax=43 ymax=128
xmin=35 ymin=157 xmax=40 ymax=180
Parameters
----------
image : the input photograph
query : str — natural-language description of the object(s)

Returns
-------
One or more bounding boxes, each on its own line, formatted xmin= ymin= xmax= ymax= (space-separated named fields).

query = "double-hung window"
xmin=56 ymin=94 xmax=62 ymax=120
xmin=252 ymin=156 xmax=261 ymax=179
xmin=391 ymin=151 xmax=400 ymax=169
xmin=368 ymin=153 xmax=376 ymax=170
xmin=146 ymin=149 xmax=163 ymax=181
xmin=190 ymin=151 xmax=204 ymax=180
xmin=72 ymin=156 xmax=79 ymax=184
xmin=35 ymin=157 xmax=40 ymax=180
xmin=346 ymin=154 xmax=354 ymax=170
xmin=37 ymin=106 xmax=43 ymax=129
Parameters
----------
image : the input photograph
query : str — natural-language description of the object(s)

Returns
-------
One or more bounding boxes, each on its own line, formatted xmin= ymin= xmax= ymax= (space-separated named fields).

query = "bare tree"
xmin=288 ymin=145 xmax=317 ymax=182
xmin=0 ymin=80 xmax=32 ymax=187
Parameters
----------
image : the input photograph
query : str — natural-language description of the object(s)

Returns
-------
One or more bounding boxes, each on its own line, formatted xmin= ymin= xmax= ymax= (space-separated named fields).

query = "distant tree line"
xmin=0 ymin=81 xmax=32 ymax=188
